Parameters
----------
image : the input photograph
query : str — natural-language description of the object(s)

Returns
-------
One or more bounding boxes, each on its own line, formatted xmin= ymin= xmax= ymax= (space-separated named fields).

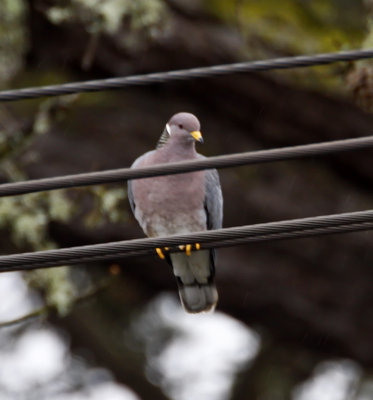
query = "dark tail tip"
xmin=178 ymin=283 xmax=218 ymax=313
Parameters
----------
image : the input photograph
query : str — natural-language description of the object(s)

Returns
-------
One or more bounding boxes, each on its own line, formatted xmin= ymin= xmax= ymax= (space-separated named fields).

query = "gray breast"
xmin=131 ymin=170 xmax=207 ymax=237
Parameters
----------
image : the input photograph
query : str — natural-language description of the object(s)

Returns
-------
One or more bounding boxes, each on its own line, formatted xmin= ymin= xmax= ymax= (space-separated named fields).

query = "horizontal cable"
xmin=0 ymin=209 xmax=372 ymax=272
xmin=1 ymin=49 xmax=373 ymax=101
xmin=1 ymin=134 xmax=373 ymax=197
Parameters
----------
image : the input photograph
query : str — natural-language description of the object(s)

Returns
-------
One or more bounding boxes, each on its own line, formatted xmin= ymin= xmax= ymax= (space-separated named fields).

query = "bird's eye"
xmin=178 ymin=124 xmax=183 ymax=129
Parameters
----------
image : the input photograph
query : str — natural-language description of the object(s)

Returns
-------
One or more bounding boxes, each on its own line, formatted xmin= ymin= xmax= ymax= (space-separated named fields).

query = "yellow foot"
xmin=156 ymin=247 xmax=169 ymax=260
xmin=178 ymin=243 xmax=201 ymax=256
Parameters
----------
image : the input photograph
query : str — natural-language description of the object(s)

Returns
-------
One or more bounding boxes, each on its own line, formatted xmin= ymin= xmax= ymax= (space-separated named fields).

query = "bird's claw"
xmin=179 ymin=243 xmax=201 ymax=256
xmin=156 ymin=243 xmax=201 ymax=259
xmin=155 ymin=247 xmax=169 ymax=260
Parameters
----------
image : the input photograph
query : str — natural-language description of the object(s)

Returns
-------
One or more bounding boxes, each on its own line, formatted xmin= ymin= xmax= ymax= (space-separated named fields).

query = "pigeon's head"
xmin=165 ymin=112 xmax=203 ymax=144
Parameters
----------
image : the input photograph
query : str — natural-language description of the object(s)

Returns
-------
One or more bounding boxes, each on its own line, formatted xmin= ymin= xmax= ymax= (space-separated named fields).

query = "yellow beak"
xmin=190 ymin=130 xmax=204 ymax=143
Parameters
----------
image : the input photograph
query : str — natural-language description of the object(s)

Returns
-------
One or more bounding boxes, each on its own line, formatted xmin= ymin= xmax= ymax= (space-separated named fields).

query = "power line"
xmin=0 ymin=209 xmax=372 ymax=272
xmin=1 ymin=49 xmax=373 ymax=101
xmin=1 ymin=134 xmax=373 ymax=197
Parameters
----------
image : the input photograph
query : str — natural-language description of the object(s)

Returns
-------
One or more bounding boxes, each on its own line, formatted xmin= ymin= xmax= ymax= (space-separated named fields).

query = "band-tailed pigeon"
xmin=128 ymin=112 xmax=223 ymax=313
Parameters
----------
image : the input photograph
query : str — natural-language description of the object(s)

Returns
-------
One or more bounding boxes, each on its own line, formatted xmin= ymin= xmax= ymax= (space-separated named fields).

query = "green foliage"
xmin=84 ymin=186 xmax=128 ymax=228
xmin=0 ymin=0 xmax=28 ymax=85
xmin=0 ymin=183 xmax=128 ymax=315
xmin=0 ymin=92 xmax=128 ymax=316
xmin=206 ymin=0 xmax=364 ymax=55
xmin=0 ymin=188 xmax=76 ymax=315
xmin=25 ymin=266 xmax=75 ymax=316
xmin=205 ymin=0 xmax=366 ymax=92
xmin=44 ymin=0 xmax=167 ymax=36
xmin=0 ymin=191 xmax=74 ymax=250
xmin=33 ymin=94 xmax=81 ymax=135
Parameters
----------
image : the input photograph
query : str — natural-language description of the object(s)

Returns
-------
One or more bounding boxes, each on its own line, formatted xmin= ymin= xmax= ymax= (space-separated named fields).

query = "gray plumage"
xmin=128 ymin=112 xmax=223 ymax=313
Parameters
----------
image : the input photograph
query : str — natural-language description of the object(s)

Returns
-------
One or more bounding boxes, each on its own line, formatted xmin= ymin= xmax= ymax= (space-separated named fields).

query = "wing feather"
xmin=204 ymin=168 xmax=223 ymax=230
xmin=127 ymin=150 xmax=156 ymax=214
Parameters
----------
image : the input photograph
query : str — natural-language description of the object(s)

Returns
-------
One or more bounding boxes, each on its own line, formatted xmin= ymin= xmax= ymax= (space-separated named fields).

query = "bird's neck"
xmin=162 ymin=136 xmax=197 ymax=161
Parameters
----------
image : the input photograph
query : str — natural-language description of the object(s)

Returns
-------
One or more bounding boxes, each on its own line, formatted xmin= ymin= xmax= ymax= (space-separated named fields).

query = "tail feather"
xmin=170 ymin=250 xmax=218 ymax=313
xmin=178 ymin=282 xmax=218 ymax=313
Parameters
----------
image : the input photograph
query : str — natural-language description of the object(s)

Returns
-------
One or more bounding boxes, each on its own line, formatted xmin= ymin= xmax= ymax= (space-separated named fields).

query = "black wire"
xmin=1 ymin=134 xmax=373 ymax=197
xmin=1 ymin=49 xmax=373 ymax=101
xmin=0 ymin=209 xmax=372 ymax=272
xmin=0 ymin=136 xmax=373 ymax=197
